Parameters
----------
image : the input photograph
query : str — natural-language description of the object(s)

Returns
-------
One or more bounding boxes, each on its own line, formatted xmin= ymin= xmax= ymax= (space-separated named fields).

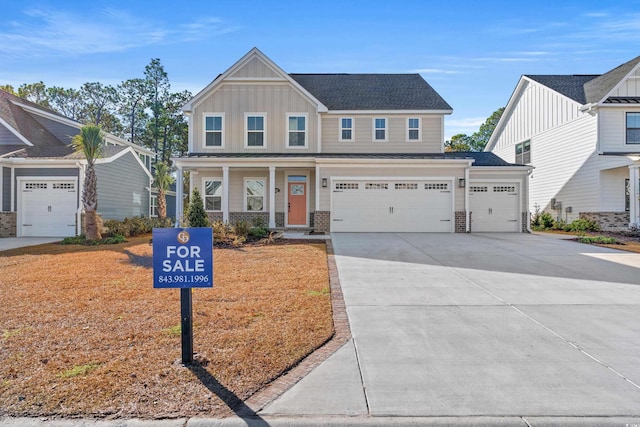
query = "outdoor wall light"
xmin=322 ymin=178 xmax=328 ymax=188
xmin=458 ymin=178 xmax=465 ymax=188
xmin=275 ymin=187 xmax=281 ymax=193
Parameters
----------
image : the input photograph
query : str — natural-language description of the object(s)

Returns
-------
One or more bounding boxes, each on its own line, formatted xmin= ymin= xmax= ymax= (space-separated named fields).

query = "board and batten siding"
xmin=493 ymin=80 xmax=585 ymax=151
xmin=317 ymin=166 xmax=466 ymax=211
xmin=322 ymin=115 xmax=442 ymax=153
xmin=96 ymin=152 xmax=150 ymax=220
xmin=598 ymin=107 xmax=640 ymax=152
xmin=228 ymin=56 xmax=281 ymax=79
xmin=192 ymin=84 xmax=319 ymax=153
xmin=609 ymin=67 xmax=640 ymax=97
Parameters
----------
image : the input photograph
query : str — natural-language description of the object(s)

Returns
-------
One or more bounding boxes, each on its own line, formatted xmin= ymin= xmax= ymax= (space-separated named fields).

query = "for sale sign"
xmin=152 ymin=228 xmax=213 ymax=288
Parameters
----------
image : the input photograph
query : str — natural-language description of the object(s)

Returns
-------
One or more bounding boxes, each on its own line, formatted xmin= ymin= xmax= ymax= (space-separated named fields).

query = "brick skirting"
xmin=0 ymin=212 xmax=16 ymax=237
xmin=455 ymin=211 xmax=467 ymax=233
xmin=523 ymin=211 xmax=530 ymax=232
xmin=313 ymin=211 xmax=330 ymax=232
xmin=580 ymin=211 xmax=629 ymax=230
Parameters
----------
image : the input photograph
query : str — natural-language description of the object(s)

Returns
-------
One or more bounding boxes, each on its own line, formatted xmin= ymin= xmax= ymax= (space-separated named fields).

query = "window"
xmin=374 ymin=118 xmax=387 ymax=141
xmin=204 ymin=180 xmax=222 ymax=211
xmin=245 ymin=114 xmax=266 ymax=148
xmin=407 ymin=118 xmax=420 ymax=141
xmin=515 ymin=140 xmax=531 ymax=164
xmin=150 ymin=195 xmax=158 ymax=217
xmin=626 ymin=112 xmax=640 ymax=144
xmin=287 ymin=114 xmax=307 ymax=147
xmin=340 ymin=118 xmax=353 ymax=141
xmin=245 ymin=179 xmax=265 ymax=211
xmin=204 ymin=114 xmax=224 ymax=147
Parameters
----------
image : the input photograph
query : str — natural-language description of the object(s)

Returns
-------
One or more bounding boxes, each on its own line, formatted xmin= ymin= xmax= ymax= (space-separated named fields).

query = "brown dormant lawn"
xmin=0 ymin=236 xmax=333 ymax=419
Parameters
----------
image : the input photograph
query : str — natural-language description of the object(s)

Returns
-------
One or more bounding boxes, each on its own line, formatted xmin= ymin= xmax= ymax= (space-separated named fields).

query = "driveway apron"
xmin=261 ymin=233 xmax=640 ymax=418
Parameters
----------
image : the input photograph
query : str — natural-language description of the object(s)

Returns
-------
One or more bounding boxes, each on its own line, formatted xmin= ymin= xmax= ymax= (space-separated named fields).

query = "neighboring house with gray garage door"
xmin=0 ymin=89 xmax=156 ymax=237
xmin=173 ymin=48 xmax=532 ymax=233
xmin=486 ymin=55 xmax=640 ymax=230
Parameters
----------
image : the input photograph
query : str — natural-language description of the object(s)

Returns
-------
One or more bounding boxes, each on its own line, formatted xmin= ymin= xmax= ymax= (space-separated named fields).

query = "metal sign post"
xmin=153 ymin=228 xmax=213 ymax=364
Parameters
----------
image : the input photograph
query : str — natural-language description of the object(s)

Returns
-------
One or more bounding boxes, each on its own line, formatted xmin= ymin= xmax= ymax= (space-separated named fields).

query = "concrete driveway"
xmin=262 ymin=233 xmax=640 ymax=424
xmin=0 ymin=237 xmax=61 ymax=251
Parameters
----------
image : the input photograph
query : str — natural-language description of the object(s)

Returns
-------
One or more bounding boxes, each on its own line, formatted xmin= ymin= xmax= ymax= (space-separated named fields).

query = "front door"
xmin=288 ymin=182 xmax=307 ymax=226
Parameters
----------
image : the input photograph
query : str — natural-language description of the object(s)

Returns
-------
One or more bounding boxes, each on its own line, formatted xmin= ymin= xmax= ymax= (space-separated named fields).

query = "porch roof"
xmin=182 ymin=152 xmax=518 ymax=167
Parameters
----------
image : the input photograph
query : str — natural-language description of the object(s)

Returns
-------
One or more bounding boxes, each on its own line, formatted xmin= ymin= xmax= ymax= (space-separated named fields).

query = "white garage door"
xmin=20 ymin=179 xmax=77 ymax=237
xmin=331 ymin=179 xmax=453 ymax=232
xmin=469 ymin=182 xmax=520 ymax=232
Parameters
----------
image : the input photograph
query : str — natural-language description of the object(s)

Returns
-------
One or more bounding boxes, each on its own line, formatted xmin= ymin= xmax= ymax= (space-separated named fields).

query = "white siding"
xmin=322 ymin=115 xmax=443 ymax=153
xmin=493 ymin=80 xmax=585 ymax=152
xmin=598 ymin=106 xmax=640 ymax=152
xmin=600 ymin=167 xmax=630 ymax=211
xmin=228 ymin=57 xmax=281 ymax=79
xmin=610 ymin=68 xmax=640 ymax=97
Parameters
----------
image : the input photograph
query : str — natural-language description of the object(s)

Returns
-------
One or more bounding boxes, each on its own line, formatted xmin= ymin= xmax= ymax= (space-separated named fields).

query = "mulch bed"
xmin=0 ymin=235 xmax=333 ymax=419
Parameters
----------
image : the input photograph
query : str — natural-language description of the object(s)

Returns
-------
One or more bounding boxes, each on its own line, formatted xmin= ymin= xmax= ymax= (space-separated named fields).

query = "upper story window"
xmin=204 ymin=180 xmax=222 ymax=211
xmin=245 ymin=179 xmax=265 ymax=211
xmin=245 ymin=114 xmax=266 ymax=148
xmin=626 ymin=112 xmax=640 ymax=144
xmin=374 ymin=118 xmax=387 ymax=142
xmin=515 ymin=140 xmax=531 ymax=164
xmin=407 ymin=118 xmax=421 ymax=141
xmin=204 ymin=114 xmax=224 ymax=147
xmin=287 ymin=114 xmax=307 ymax=148
xmin=340 ymin=118 xmax=354 ymax=141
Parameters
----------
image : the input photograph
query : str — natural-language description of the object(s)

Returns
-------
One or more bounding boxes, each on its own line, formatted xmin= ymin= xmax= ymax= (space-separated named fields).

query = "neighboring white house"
xmin=0 ymin=89 xmax=156 ymax=237
xmin=486 ymin=55 xmax=640 ymax=229
xmin=173 ymin=48 xmax=532 ymax=233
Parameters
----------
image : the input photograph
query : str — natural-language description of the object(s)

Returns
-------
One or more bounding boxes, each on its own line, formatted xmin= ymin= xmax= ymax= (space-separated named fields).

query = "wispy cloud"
xmin=0 ymin=7 xmax=240 ymax=57
xmin=412 ymin=68 xmax=460 ymax=75
xmin=446 ymin=117 xmax=485 ymax=128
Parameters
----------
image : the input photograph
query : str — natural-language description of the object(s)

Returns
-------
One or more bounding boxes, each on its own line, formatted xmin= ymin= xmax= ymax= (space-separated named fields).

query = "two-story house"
xmin=174 ymin=48 xmax=532 ymax=233
xmin=486 ymin=55 xmax=640 ymax=229
xmin=0 ymin=89 xmax=156 ymax=237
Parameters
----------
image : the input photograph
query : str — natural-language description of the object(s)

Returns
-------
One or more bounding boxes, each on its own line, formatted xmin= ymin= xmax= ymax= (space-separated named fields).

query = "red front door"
xmin=288 ymin=182 xmax=307 ymax=225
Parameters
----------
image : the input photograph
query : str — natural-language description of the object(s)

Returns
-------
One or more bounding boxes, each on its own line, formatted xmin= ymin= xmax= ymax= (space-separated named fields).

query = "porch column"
xmin=269 ymin=166 xmax=276 ymax=228
xmin=222 ymin=166 xmax=229 ymax=223
xmin=630 ymin=165 xmax=640 ymax=227
xmin=175 ymin=166 xmax=183 ymax=227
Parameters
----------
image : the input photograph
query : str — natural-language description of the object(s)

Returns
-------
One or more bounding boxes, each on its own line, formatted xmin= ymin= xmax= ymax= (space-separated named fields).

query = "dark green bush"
xmin=565 ymin=218 xmax=600 ymax=232
xmin=61 ymin=235 xmax=87 ymax=245
xmin=104 ymin=234 xmax=127 ymax=244
xmin=103 ymin=216 xmax=173 ymax=238
xmin=234 ymin=220 xmax=251 ymax=238
xmin=187 ymin=187 xmax=210 ymax=228
xmin=248 ymin=226 xmax=269 ymax=238
xmin=539 ymin=212 xmax=555 ymax=229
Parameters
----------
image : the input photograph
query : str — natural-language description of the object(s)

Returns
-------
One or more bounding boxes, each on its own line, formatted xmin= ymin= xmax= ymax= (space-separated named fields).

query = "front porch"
xmin=174 ymin=159 xmax=329 ymax=231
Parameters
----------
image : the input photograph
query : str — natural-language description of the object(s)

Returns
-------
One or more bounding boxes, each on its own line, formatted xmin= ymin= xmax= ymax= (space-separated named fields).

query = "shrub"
xmin=212 ymin=221 xmax=232 ymax=242
xmin=103 ymin=216 xmax=173 ymax=238
xmin=187 ymin=188 xmax=210 ymax=228
xmin=565 ymin=218 xmax=600 ymax=232
xmin=248 ymin=226 xmax=269 ymax=239
xmin=61 ymin=235 xmax=87 ymax=245
xmin=539 ymin=212 xmax=555 ymax=229
xmin=578 ymin=236 xmax=618 ymax=245
xmin=234 ymin=220 xmax=251 ymax=238
xmin=104 ymin=234 xmax=126 ymax=244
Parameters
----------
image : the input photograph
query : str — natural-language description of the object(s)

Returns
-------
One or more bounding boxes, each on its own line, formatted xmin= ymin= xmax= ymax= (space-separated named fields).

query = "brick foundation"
xmin=580 ymin=211 xmax=629 ymax=230
xmin=522 ymin=212 xmax=530 ymax=232
xmin=205 ymin=212 xmax=224 ymax=224
xmin=228 ymin=212 xmax=270 ymax=227
xmin=314 ymin=211 xmax=330 ymax=232
xmin=454 ymin=211 xmax=467 ymax=233
xmin=0 ymin=212 xmax=16 ymax=237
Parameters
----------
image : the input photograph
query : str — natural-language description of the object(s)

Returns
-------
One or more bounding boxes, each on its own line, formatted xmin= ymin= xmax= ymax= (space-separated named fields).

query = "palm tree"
xmin=72 ymin=125 xmax=104 ymax=241
xmin=153 ymin=161 xmax=174 ymax=220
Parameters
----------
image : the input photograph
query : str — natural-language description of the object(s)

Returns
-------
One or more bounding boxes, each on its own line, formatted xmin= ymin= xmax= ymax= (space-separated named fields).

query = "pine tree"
xmin=186 ymin=188 xmax=210 ymax=228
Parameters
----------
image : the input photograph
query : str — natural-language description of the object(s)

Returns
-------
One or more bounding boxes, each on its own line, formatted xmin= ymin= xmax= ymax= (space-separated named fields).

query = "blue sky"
xmin=1 ymin=0 xmax=640 ymax=139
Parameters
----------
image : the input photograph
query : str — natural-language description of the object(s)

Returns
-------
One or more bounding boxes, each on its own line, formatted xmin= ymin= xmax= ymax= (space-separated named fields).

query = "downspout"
xmin=526 ymin=168 xmax=533 ymax=233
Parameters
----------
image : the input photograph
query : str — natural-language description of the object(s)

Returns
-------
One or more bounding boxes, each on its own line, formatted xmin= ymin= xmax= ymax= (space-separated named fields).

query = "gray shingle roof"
xmin=525 ymin=75 xmax=598 ymax=104
xmin=187 ymin=151 xmax=520 ymax=167
xmin=525 ymin=55 xmax=640 ymax=105
xmin=290 ymin=74 xmax=452 ymax=111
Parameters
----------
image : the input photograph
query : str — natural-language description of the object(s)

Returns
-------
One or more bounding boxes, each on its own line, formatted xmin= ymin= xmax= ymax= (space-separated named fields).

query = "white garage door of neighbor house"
xmin=469 ymin=183 xmax=520 ymax=232
xmin=20 ymin=179 xmax=77 ymax=237
xmin=331 ymin=179 xmax=453 ymax=232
